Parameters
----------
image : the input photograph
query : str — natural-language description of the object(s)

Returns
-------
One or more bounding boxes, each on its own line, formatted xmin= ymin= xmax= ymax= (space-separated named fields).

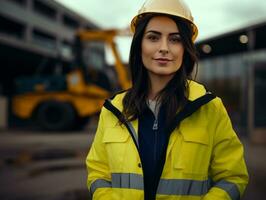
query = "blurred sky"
xmin=55 ymin=0 xmax=266 ymax=62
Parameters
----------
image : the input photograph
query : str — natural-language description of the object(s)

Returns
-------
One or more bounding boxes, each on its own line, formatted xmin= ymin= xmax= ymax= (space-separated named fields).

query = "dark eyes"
xmin=147 ymin=34 xmax=159 ymax=41
xmin=145 ymin=34 xmax=182 ymax=43
xmin=169 ymin=36 xmax=182 ymax=43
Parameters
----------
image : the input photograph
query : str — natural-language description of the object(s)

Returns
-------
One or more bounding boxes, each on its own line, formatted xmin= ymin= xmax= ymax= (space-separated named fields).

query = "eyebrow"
xmin=145 ymin=30 xmax=180 ymax=36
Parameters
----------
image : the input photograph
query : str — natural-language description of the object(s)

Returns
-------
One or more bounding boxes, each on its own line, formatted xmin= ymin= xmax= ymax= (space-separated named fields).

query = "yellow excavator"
xmin=12 ymin=29 xmax=131 ymax=131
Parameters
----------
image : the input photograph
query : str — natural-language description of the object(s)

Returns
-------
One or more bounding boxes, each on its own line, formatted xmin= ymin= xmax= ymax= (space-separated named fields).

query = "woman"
xmin=86 ymin=0 xmax=249 ymax=199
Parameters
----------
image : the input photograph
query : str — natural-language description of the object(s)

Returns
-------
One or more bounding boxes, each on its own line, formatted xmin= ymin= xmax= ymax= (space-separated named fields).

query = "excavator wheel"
xmin=35 ymin=101 xmax=76 ymax=131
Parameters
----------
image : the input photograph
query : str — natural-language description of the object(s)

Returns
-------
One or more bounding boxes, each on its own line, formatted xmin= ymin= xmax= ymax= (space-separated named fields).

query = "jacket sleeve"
xmin=86 ymin=108 xmax=112 ymax=200
xmin=203 ymin=98 xmax=249 ymax=200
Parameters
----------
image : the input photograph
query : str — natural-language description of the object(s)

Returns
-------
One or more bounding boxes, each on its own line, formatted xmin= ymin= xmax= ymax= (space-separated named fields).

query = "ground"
xmin=0 ymin=123 xmax=265 ymax=200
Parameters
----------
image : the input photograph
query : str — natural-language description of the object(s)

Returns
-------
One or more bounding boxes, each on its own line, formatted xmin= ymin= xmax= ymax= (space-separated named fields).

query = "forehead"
xmin=145 ymin=16 xmax=179 ymax=33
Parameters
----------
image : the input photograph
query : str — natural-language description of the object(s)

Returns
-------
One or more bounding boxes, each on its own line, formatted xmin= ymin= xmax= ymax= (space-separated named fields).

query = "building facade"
xmin=195 ymin=21 xmax=266 ymax=142
xmin=0 ymin=0 xmax=99 ymax=95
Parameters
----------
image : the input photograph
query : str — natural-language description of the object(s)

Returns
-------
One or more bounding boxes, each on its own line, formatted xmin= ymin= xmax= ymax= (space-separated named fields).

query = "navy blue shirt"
xmin=138 ymin=104 xmax=169 ymax=200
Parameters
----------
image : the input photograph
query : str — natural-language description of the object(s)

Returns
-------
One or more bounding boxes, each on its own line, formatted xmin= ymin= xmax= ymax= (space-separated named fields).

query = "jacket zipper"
xmin=153 ymin=118 xmax=158 ymax=130
xmin=153 ymin=118 xmax=158 ymax=161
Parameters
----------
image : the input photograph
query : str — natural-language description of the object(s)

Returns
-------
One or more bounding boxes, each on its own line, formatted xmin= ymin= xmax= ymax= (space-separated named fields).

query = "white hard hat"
xmin=130 ymin=0 xmax=198 ymax=41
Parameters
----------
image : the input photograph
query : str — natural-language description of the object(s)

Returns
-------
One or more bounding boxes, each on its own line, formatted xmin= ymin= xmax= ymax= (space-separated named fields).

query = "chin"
xmin=153 ymin=68 xmax=178 ymax=76
xmin=152 ymin=71 xmax=176 ymax=77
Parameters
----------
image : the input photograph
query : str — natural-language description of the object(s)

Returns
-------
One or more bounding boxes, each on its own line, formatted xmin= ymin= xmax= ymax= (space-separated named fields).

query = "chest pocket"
xmin=103 ymin=127 xmax=130 ymax=171
xmin=174 ymin=126 xmax=211 ymax=177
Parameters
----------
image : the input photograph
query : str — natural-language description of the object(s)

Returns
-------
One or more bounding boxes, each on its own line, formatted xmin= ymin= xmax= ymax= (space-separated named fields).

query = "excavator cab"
xmin=73 ymin=31 xmax=120 ymax=92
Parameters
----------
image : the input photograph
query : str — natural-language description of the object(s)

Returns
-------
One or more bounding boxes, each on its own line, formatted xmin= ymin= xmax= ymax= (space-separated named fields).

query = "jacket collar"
xmin=110 ymin=80 xmax=207 ymax=108
xmin=187 ymin=80 xmax=207 ymax=101
xmin=103 ymin=80 xmax=215 ymax=153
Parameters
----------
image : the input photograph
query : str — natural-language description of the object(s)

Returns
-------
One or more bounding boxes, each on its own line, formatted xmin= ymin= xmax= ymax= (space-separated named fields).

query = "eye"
xmin=146 ymin=34 xmax=159 ymax=42
xmin=169 ymin=35 xmax=182 ymax=43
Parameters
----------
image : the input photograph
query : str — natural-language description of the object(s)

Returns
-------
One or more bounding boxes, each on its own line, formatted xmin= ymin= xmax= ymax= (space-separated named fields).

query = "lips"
xmin=154 ymin=58 xmax=172 ymax=65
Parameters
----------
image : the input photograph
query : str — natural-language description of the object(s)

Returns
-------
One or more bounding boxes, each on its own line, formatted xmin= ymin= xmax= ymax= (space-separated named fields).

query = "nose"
xmin=159 ymin=49 xmax=169 ymax=54
xmin=159 ymin=38 xmax=169 ymax=54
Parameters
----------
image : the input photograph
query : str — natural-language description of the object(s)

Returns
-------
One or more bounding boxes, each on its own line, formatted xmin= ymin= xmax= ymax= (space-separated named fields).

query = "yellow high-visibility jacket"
xmin=86 ymin=81 xmax=249 ymax=200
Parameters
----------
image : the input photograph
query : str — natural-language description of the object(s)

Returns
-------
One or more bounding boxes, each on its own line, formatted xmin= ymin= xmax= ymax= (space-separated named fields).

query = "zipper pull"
xmin=153 ymin=119 xmax=158 ymax=130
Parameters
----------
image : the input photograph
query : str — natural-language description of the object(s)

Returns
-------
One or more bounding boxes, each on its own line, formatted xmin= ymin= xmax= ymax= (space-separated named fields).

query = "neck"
xmin=148 ymin=73 xmax=174 ymax=100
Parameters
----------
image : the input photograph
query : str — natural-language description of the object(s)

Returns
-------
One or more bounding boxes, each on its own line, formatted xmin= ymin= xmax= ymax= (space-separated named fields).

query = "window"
xmin=63 ymin=15 xmax=79 ymax=29
xmin=82 ymin=41 xmax=105 ymax=70
xmin=0 ymin=16 xmax=25 ymax=39
xmin=60 ymin=40 xmax=73 ymax=58
xmin=9 ymin=0 xmax=26 ymax=6
xmin=32 ymin=29 xmax=56 ymax=49
xmin=33 ymin=0 xmax=56 ymax=19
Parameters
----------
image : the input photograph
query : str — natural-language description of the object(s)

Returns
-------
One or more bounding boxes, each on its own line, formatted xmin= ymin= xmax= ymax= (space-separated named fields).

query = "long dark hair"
xmin=122 ymin=14 xmax=198 ymax=124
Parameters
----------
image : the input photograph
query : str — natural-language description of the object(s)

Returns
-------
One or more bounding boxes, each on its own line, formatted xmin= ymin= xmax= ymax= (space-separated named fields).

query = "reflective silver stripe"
xmin=90 ymin=179 xmax=111 ymax=195
xmin=111 ymin=173 xmax=210 ymax=196
xmin=157 ymin=178 xmax=210 ymax=195
xmin=112 ymin=173 xmax=144 ymax=190
xmin=214 ymin=180 xmax=240 ymax=200
xmin=126 ymin=122 xmax=139 ymax=148
xmin=91 ymin=174 xmax=215 ymax=197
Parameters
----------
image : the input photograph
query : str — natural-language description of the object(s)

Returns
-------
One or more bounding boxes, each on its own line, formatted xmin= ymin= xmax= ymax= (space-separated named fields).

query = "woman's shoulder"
xmin=109 ymin=90 xmax=127 ymax=104
xmin=101 ymin=90 xmax=128 ymax=115
xmin=188 ymin=80 xmax=207 ymax=101
xmin=188 ymin=80 xmax=225 ymax=111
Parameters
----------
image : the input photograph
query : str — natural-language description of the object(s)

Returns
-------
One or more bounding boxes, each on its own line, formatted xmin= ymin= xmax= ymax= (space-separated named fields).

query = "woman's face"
xmin=141 ymin=16 xmax=184 ymax=79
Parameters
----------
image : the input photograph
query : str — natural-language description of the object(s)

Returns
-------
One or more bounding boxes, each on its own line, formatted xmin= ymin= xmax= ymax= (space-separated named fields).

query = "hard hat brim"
xmin=130 ymin=12 xmax=198 ymax=42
